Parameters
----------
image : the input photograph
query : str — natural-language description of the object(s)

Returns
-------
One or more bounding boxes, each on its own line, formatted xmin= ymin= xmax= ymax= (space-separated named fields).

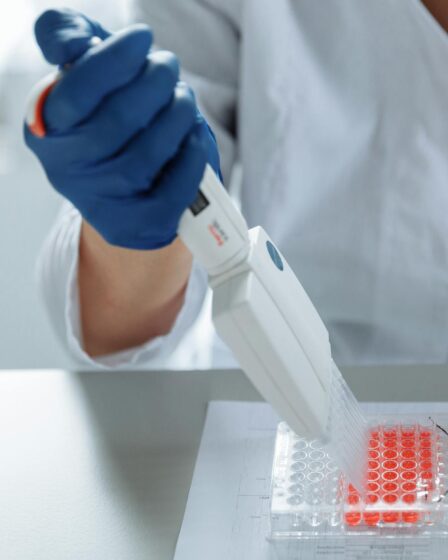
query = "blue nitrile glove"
xmin=25 ymin=9 xmax=221 ymax=249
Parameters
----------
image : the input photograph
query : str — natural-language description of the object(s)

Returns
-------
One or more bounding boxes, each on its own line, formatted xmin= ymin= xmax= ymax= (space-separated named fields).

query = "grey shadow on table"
xmin=72 ymin=369 xmax=261 ymax=553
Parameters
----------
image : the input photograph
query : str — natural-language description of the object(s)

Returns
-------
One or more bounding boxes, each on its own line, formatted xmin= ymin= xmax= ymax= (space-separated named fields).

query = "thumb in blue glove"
xmin=34 ymin=8 xmax=110 ymax=65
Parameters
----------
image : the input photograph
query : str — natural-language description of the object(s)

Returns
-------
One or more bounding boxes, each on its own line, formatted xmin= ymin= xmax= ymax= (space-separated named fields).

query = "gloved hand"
xmin=25 ymin=9 xmax=221 ymax=250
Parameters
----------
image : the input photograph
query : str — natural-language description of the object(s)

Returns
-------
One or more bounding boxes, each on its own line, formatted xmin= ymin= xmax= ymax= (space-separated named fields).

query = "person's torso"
xmin=234 ymin=0 xmax=448 ymax=365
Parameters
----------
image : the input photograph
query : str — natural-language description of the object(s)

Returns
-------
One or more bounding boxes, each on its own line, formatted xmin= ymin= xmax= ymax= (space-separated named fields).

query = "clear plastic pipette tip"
xmin=323 ymin=361 xmax=368 ymax=491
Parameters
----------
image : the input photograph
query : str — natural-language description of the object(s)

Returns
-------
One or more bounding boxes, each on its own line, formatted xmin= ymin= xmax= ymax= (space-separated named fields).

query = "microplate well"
xmin=270 ymin=415 xmax=448 ymax=539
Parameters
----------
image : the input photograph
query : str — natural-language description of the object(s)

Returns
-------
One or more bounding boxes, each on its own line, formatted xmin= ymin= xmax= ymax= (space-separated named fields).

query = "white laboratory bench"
xmin=1 ymin=366 xmax=448 ymax=560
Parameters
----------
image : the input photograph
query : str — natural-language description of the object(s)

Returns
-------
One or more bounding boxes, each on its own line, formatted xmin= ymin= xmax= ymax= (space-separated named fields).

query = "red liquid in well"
xmin=345 ymin=512 xmax=362 ymax=526
xmin=363 ymin=512 xmax=381 ymax=526
xmin=344 ymin=424 xmax=436 ymax=528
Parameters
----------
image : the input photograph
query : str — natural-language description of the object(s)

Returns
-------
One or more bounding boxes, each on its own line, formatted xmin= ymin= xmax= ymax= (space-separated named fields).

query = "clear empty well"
xmin=270 ymin=416 xmax=448 ymax=538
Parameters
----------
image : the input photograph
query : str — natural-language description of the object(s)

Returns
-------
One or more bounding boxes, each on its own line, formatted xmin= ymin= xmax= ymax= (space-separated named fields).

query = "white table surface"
xmin=1 ymin=365 xmax=448 ymax=559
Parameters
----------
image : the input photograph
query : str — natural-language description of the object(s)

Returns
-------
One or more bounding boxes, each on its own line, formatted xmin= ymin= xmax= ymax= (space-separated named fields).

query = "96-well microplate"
xmin=270 ymin=415 xmax=448 ymax=539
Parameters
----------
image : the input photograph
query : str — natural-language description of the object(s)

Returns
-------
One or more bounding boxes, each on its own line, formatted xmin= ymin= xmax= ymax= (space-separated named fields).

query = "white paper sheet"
xmin=174 ymin=401 xmax=448 ymax=560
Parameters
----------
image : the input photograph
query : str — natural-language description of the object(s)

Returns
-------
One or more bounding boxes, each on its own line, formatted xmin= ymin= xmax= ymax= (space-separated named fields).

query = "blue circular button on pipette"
xmin=266 ymin=240 xmax=284 ymax=271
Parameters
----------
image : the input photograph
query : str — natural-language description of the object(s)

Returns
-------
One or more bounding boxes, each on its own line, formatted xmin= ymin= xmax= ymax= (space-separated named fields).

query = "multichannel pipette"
xmin=179 ymin=166 xmax=368 ymax=489
xmin=26 ymin=63 xmax=367 ymax=491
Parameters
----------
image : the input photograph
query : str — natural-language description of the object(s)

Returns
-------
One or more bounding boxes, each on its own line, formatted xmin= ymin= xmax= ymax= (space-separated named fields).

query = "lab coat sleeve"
xmin=37 ymin=201 xmax=210 ymax=369
xmin=38 ymin=1 xmax=240 ymax=368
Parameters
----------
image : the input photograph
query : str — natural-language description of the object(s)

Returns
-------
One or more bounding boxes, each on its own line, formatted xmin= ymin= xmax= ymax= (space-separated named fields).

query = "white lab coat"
xmin=38 ymin=0 xmax=448 ymax=369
